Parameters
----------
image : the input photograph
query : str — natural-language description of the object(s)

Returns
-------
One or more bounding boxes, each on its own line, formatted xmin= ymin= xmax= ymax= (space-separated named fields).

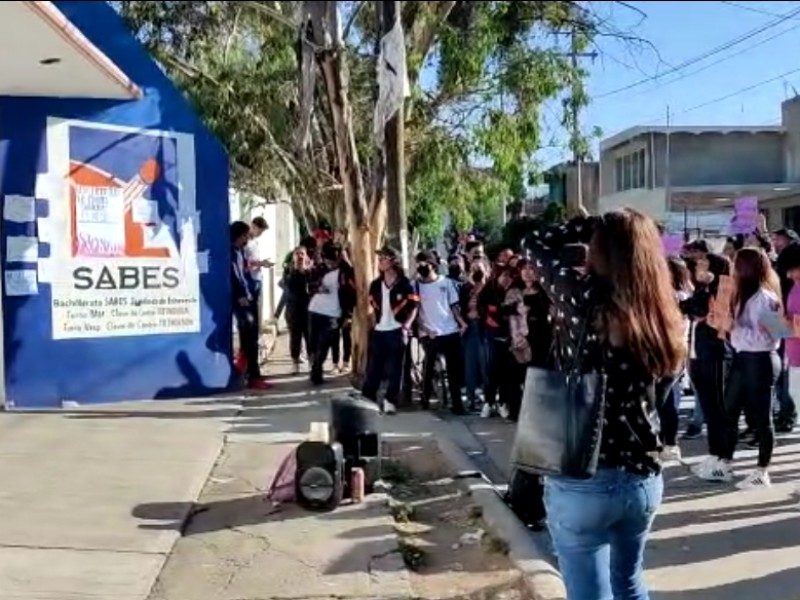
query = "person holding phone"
xmin=245 ymin=217 xmax=274 ymax=335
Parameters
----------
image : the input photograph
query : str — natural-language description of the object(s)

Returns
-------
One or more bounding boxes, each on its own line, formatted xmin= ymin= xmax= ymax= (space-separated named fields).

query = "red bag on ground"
xmin=234 ymin=351 xmax=248 ymax=375
xmin=266 ymin=446 xmax=297 ymax=505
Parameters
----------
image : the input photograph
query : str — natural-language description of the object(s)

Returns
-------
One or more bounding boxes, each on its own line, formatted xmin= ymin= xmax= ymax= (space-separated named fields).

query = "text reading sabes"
xmin=72 ymin=266 xmax=181 ymax=291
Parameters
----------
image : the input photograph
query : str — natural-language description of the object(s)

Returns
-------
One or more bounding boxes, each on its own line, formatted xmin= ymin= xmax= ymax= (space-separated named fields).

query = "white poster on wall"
xmin=39 ymin=119 xmax=202 ymax=340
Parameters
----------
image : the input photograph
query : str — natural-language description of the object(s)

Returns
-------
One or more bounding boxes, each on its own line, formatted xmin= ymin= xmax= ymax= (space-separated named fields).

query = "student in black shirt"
xmin=230 ymin=221 xmax=270 ymax=390
xmin=283 ymin=246 xmax=313 ymax=375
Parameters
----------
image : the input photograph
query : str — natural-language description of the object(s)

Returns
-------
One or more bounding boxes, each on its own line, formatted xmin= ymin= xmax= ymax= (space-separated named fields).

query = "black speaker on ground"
xmin=294 ymin=441 xmax=345 ymax=512
xmin=330 ymin=395 xmax=382 ymax=494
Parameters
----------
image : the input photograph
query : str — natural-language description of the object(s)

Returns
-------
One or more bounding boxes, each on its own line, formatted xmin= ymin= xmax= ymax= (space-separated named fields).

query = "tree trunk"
xmin=297 ymin=1 xmax=457 ymax=384
xmin=304 ymin=1 xmax=374 ymax=383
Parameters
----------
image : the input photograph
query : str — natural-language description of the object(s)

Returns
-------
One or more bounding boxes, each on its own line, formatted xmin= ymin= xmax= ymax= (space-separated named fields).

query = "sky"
xmin=538 ymin=0 xmax=800 ymax=165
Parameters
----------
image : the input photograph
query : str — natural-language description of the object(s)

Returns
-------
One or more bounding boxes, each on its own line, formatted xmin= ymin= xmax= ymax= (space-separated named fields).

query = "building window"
xmin=614 ymin=148 xmax=646 ymax=192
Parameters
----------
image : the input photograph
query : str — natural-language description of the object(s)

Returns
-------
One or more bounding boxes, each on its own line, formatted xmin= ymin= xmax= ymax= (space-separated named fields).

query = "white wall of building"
xmin=230 ymin=189 xmax=299 ymax=323
xmin=597 ymin=188 xmax=667 ymax=219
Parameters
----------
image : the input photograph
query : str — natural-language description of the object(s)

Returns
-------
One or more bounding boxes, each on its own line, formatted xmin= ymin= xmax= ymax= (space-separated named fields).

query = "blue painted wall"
xmin=0 ymin=1 xmax=232 ymax=408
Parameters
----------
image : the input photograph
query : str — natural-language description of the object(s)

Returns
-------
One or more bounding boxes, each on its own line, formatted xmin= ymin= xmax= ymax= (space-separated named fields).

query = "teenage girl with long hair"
xmin=716 ymin=248 xmax=782 ymax=489
xmin=528 ymin=209 xmax=686 ymax=600
xmin=658 ymin=257 xmax=694 ymax=462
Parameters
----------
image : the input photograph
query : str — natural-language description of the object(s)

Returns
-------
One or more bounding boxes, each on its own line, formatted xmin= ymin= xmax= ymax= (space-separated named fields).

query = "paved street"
xmin=450 ymin=404 xmax=800 ymax=600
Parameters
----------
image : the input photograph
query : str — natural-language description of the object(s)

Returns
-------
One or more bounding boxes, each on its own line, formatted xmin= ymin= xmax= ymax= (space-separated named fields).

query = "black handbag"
xmin=510 ymin=306 xmax=608 ymax=479
xmin=504 ymin=468 xmax=546 ymax=530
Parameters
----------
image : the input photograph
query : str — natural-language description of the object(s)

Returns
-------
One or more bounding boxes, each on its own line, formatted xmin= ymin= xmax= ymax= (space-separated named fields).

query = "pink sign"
xmin=662 ymin=233 xmax=683 ymax=257
xmin=729 ymin=196 xmax=759 ymax=235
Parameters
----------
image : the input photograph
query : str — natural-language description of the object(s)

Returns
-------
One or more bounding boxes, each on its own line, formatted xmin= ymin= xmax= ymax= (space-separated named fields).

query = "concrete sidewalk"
xmin=450 ymin=410 xmax=800 ymax=600
xmin=144 ymin=372 xmax=425 ymax=600
xmin=0 ymin=398 xmax=235 ymax=599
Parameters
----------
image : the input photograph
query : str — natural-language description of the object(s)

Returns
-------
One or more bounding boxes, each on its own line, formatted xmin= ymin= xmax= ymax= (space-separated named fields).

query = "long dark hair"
xmin=733 ymin=248 xmax=781 ymax=318
xmin=589 ymin=209 xmax=687 ymax=377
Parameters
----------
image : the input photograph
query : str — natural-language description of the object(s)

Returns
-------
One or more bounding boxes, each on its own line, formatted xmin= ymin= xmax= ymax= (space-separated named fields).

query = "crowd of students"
xmin=513 ymin=211 xmax=799 ymax=600
xmin=271 ymin=228 xmax=565 ymax=419
xmin=233 ymin=210 xmax=800 ymax=599
xmin=675 ymin=221 xmax=800 ymax=490
xmin=224 ymin=218 xmax=554 ymax=419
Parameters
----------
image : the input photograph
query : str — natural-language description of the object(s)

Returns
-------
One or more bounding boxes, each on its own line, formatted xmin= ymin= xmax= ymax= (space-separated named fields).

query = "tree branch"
xmin=223 ymin=7 xmax=243 ymax=65
xmin=405 ymin=1 xmax=458 ymax=83
xmin=343 ymin=0 xmax=368 ymax=40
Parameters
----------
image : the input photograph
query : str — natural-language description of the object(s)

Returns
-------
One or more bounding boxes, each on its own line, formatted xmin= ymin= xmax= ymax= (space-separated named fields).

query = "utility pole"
xmin=381 ymin=0 xmax=408 ymax=268
xmin=567 ymin=27 xmax=596 ymax=213
xmin=664 ymin=106 xmax=682 ymax=240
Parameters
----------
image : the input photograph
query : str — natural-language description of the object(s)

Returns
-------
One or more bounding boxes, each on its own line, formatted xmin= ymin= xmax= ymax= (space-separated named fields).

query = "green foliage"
xmin=113 ymin=1 xmax=599 ymax=242
xmin=407 ymin=1 xmax=594 ymax=242
xmin=115 ymin=1 xmax=302 ymax=202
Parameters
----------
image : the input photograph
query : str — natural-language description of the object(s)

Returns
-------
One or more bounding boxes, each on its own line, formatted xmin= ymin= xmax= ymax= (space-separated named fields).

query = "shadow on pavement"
xmin=133 ymin=494 xmax=391 ymax=534
xmin=651 ymin=565 xmax=800 ymax=600
xmin=451 ymin=410 xmax=800 ymax=599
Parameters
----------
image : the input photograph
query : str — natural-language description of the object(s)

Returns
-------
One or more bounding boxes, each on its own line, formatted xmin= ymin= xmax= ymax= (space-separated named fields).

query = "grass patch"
xmin=382 ymin=459 xmax=415 ymax=485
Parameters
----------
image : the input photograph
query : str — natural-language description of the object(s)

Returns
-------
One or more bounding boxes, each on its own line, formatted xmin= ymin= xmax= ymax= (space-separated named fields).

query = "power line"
xmin=681 ymin=65 xmax=800 ymax=114
xmin=622 ymin=19 xmax=800 ymax=99
xmin=719 ymin=0 xmax=799 ymax=19
xmin=632 ymin=64 xmax=800 ymax=127
xmin=595 ymin=4 xmax=800 ymax=99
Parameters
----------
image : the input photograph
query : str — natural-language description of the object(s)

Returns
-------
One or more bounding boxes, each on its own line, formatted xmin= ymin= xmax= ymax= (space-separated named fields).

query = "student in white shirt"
xmin=307 ymin=242 xmax=344 ymax=385
xmin=362 ymin=247 xmax=419 ymax=414
xmin=244 ymin=217 xmax=274 ymax=333
xmin=717 ymin=248 xmax=782 ymax=489
xmin=415 ymin=250 xmax=468 ymax=415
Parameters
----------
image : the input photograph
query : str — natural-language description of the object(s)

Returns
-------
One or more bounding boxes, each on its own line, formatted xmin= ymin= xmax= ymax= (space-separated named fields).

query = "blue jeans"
xmin=544 ymin=469 xmax=663 ymax=600
xmin=690 ymin=395 xmax=704 ymax=428
xmin=462 ymin=321 xmax=487 ymax=403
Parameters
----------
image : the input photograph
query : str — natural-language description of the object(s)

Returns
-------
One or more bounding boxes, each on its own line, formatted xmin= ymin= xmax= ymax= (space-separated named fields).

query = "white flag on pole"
xmin=374 ymin=18 xmax=410 ymax=144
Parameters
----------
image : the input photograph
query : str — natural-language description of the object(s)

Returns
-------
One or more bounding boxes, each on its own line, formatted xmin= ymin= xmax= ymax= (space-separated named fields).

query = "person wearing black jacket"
xmin=681 ymin=245 xmax=734 ymax=480
xmin=477 ymin=267 xmax=517 ymax=419
xmin=283 ymin=246 xmax=313 ymax=375
xmin=459 ymin=262 xmax=489 ymax=412
xmin=230 ymin=221 xmax=270 ymax=390
xmin=331 ymin=249 xmax=356 ymax=373
xmin=362 ymin=247 xmax=419 ymax=414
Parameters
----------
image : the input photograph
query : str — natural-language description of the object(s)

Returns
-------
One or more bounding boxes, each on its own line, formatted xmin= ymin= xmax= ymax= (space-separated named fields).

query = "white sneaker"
xmin=382 ymin=401 xmax=397 ymax=416
xmin=736 ymin=469 xmax=771 ymax=490
xmin=498 ymin=404 xmax=511 ymax=420
xmin=480 ymin=404 xmax=493 ymax=419
xmin=690 ymin=456 xmax=716 ymax=476
xmin=694 ymin=457 xmax=733 ymax=483
xmin=660 ymin=445 xmax=682 ymax=463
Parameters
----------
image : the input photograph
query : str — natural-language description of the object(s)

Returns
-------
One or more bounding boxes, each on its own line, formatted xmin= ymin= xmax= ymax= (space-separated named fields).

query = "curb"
xmin=434 ymin=433 xmax=567 ymax=600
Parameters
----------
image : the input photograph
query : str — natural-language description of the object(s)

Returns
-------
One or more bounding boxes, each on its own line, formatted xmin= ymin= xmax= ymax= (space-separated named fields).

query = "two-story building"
xmin=598 ymin=97 xmax=800 ymax=235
